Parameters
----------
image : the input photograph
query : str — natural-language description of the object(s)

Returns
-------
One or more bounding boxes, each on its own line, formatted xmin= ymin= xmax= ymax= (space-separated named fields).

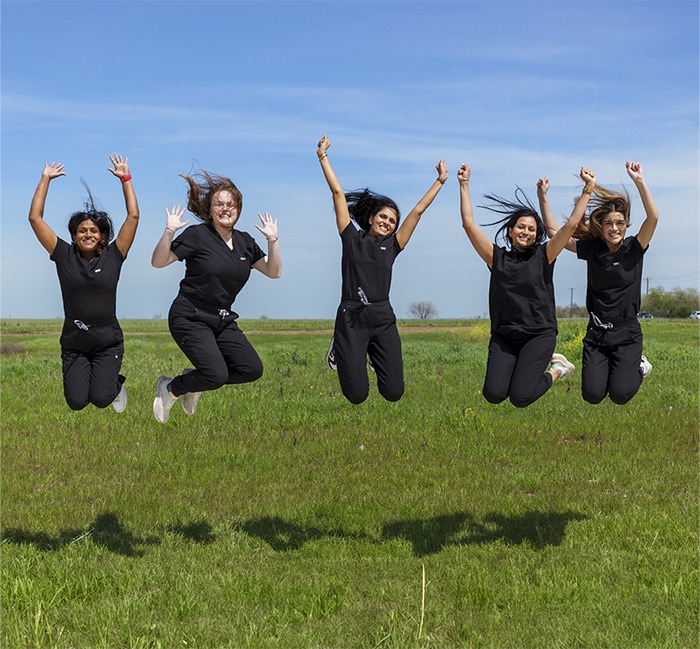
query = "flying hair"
xmin=180 ymin=167 xmax=243 ymax=223
xmin=67 ymin=180 xmax=114 ymax=254
xmin=344 ymin=188 xmax=401 ymax=233
xmin=479 ymin=187 xmax=546 ymax=249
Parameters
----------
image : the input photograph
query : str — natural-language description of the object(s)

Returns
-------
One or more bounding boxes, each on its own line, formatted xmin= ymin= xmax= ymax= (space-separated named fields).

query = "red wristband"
xmin=120 ymin=174 xmax=132 ymax=184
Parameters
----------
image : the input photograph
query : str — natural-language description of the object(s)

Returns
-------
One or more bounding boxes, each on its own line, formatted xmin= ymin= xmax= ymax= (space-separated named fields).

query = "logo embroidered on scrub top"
xmin=380 ymin=246 xmax=387 ymax=250
xmin=95 ymin=269 xmax=102 ymax=273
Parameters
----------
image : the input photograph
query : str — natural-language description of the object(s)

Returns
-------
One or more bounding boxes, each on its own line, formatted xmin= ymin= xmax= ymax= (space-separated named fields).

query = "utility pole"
xmin=570 ymin=287 xmax=574 ymax=318
xmin=646 ymin=277 xmax=650 ymax=294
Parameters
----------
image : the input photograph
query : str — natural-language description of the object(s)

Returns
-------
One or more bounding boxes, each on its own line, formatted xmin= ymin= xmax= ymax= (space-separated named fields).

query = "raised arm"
xmin=458 ymin=164 xmax=494 ymax=268
xmin=252 ymin=212 xmax=282 ymax=278
xmin=151 ymin=205 xmax=189 ymax=268
xmin=545 ymin=167 xmax=596 ymax=263
xmin=317 ymin=135 xmax=351 ymax=235
xmin=28 ymin=162 xmax=65 ymax=255
xmin=109 ymin=154 xmax=140 ymax=257
xmin=395 ymin=160 xmax=448 ymax=249
xmin=538 ymin=176 xmax=577 ymax=254
xmin=626 ymin=161 xmax=659 ymax=249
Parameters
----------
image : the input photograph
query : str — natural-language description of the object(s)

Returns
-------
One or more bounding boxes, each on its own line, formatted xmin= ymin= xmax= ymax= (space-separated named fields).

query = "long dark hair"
xmin=180 ymin=168 xmax=243 ymax=223
xmin=67 ymin=182 xmax=114 ymax=254
xmin=479 ymin=187 xmax=546 ymax=249
xmin=344 ymin=189 xmax=400 ymax=233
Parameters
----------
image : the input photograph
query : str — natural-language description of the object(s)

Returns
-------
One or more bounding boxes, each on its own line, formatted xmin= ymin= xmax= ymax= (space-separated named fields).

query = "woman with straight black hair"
xmin=28 ymin=155 xmax=139 ymax=411
xmin=151 ymin=169 xmax=281 ymax=424
xmin=317 ymin=134 xmax=447 ymax=404
xmin=458 ymin=163 xmax=595 ymax=407
xmin=541 ymin=161 xmax=658 ymax=405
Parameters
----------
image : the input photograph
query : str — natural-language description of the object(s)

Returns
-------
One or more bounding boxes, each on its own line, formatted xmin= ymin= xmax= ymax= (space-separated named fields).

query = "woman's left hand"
xmin=537 ymin=177 xmax=550 ymax=198
xmin=580 ymin=166 xmax=596 ymax=188
xmin=108 ymin=154 xmax=130 ymax=179
xmin=625 ymin=161 xmax=644 ymax=183
xmin=436 ymin=159 xmax=448 ymax=184
xmin=255 ymin=212 xmax=278 ymax=242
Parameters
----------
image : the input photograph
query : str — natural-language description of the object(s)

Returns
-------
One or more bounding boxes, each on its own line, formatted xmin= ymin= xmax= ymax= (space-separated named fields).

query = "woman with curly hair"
xmin=28 ymin=154 xmax=139 ymax=411
xmin=541 ymin=161 xmax=658 ymax=405
xmin=317 ymin=134 xmax=447 ymax=404
xmin=151 ymin=169 xmax=281 ymax=423
xmin=459 ymin=163 xmax=595 ymax=407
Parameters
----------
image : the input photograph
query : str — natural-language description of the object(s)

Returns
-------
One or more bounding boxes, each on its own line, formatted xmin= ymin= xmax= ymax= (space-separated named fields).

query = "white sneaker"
xmin=111 ymin=384 xmax=127 ymax=413
xmin=181 ymin=368 xmax=202 ymax=416
xmin=326 ymin=337 xmax=337 ymax=371
xmin=640 ymin=355 xmax=653 ymax=377
xmin=153 ymin=375 xmax=178 ymax=424
xmin=550 ymin=352 xmax=575 ymax=380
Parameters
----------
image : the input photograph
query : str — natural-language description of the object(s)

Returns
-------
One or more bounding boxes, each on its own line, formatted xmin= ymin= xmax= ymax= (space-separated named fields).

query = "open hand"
xmin=108 ymin=154 xmax=130 ymax=179
xmin=255 ymin=212 xmax=278 ymax=241
xmin=42 ymin=161 xmax=66 ymax=180
xmin=165 ymin=205 xmax=189 ymax=232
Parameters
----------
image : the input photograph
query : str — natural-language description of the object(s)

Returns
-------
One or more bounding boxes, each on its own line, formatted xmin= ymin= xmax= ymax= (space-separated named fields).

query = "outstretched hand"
xmin=625 ymin=161 xmax=644 ymax=183
xmin=537 ymin=177 xmax=550 ymax=198
xmin=165 ymin=205 xmax=189 ymax=232
xmin=42 ymin=161 xmax=66 ymax=180
xmin=457 ymin=164 xmax=471 ymax=184
xmin=436 ymin=159 xmax=448 ymax=184
xmin=255 ymin=212 xmax=278 ymax=241
xmin=108 ymin=154 xmax=130 ymax=179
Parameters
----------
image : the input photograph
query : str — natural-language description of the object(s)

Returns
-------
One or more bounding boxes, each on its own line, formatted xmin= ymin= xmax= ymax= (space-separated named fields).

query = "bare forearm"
xmin=151 ymin=229 xmax=176 ymax=267
xmin=28 ymin=177 xmax=51 ymax=224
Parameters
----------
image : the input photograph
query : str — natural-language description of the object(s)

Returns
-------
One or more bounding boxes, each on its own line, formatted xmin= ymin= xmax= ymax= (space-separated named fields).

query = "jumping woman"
xmin=458 ymin=163 xmax=595 ymax=407
xmin=28 ymin=155 xmax=139 ymax=411
xmin=541 ymin=161 xmax=658 ymax=405
xmin=317 ymin=134 xmax=447 ymax=404
xmin=151 ymin=169 xmax=281 ymax=423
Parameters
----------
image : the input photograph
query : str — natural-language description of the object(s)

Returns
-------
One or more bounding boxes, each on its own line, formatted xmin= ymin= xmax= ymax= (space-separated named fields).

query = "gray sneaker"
xmin=153 ymin=375 xmax=178 ymax=424
xmin=181 ymin=368 xmax=202 ymax=416
xmin=550 ymin=352 xmax=575 ymax=380
xmin=326 ymin=337 xmax=337 ymax=371
xmin=640 ymin=355 xmax=653 ymax=377
xmin=111 ymin=384 xmax=127 ymax=413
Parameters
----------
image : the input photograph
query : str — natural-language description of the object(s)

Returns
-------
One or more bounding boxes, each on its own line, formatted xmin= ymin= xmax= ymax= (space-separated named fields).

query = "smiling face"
xmin=600 ymin=211 xmax=628 ymax=251
xmin=210 ymin=190 xmax=240 ymax=231
xmin=368 ymin=206 xmax=399 ymax=237
xmin=74 ymin=219 xmax=106 ymax=258
xmin=508 ymin=216 xmax=538 ymax=249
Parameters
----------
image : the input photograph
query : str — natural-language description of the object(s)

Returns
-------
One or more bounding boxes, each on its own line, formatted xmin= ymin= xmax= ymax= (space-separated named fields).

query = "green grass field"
xmin=2 ymin=319 xmax=698 ymax=649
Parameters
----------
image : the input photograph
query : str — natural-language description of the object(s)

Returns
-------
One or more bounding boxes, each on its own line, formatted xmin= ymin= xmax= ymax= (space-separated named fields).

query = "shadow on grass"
xmin=167 ymin=520 xmax=216 ymax=544
xmin=241 ymin=510 xmax=588 ymax=557
xmin=3 ymin=512 xmax=160 ymax=557
xmin=239 ymin=516 xmax=371 ymax=551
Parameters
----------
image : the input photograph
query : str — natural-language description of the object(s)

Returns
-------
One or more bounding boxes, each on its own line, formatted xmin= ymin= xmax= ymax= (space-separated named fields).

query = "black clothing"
xmin=577 ymin=236 xmax=646 ymax=324
xmin=171 ymin=223 xmax=265 ymax=311
xmin=483 ymin=330 xmax=556 ymax=408
xmin=577 ymin=236 xmax=647 ymax=404
xmin=482 ymin=243 xmax=558 ymax=407
xmin=167 ymin=225 xmax=266 ymax=396
xmin=489 ymin=243 xmax=557 ymax=336
xmin=50 ymin=238 xmax=125 ymax=409
xmin=333 ymin=224 xmax=404 ymax=404
xmin=167 ymin=295 xmax=262 ymax=396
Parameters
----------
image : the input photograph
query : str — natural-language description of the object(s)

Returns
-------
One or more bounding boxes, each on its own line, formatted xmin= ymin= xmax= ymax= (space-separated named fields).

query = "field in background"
xmin=2 ymin=319 xmax=698 ymax=648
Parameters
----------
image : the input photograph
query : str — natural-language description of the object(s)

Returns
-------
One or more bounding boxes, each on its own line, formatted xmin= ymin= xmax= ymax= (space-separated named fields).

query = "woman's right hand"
xmin=457 ymin=164 xmax=471 ymax=184
xmin=165 ymin=205 xmax=189 ymax=233
xmin=42 ymin=161 xmax=66 ymax=180
xmin=317 ymin=134 xmax=330 ymax=159
xmin=580 ymin=166 xmax=596 ymax=190
xmin=537 ymin=177 xmax=550 ymax=198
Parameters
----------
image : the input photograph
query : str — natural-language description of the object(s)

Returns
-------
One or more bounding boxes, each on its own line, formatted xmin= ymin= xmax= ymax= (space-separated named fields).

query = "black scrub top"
xmin=488 ymin=243 xmax=557 ymax=337
xmin=171 ymin=223 xmax=265 ymax=310
xmin=340 ymin=223 xmax=402 ymax=303
xmin=577 ymin=236 xmax=646 ymax=322
xmin=51 ymin=238 xmax=124 ymax=324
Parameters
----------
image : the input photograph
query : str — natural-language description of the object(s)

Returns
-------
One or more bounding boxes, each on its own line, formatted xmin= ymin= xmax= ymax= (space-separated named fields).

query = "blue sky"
xmin=2 ymin=0 xmax=698 ymax=319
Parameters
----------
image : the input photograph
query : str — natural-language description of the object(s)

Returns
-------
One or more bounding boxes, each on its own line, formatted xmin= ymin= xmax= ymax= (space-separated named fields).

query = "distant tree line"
xmin=641 ymin=286 xmax=699 ymax=318
xmin=556 ymin=287 xmax=699 ymax=319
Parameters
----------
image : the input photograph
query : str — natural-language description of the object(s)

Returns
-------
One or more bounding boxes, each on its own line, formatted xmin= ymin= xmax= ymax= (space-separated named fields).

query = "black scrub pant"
xmin=482 ymin=330 xmax=556 ymax=408
xmin=167 ymin=295 xmax=263 ymax=397
xmin=60 ymin=320 xmax=124 ymax=410
xmin=581 ymin=321 xmax=643 ymax=405
xmin=333 ymin=299 xmax=404 ymax=405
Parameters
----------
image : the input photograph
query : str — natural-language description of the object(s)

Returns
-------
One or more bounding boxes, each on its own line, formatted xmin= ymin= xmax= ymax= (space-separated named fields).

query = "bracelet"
xmin=267 ymin=237 xmax=279 ymax=243
xmin=120 ymin=174 xmax=132 ymax=184
xmin=165 ymin=227 xmax=177 ymax=234
xmin=318 ymin=153 xmax=328 ymax=162
xmin=582 ymin=185 xmax=594 ymax=195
